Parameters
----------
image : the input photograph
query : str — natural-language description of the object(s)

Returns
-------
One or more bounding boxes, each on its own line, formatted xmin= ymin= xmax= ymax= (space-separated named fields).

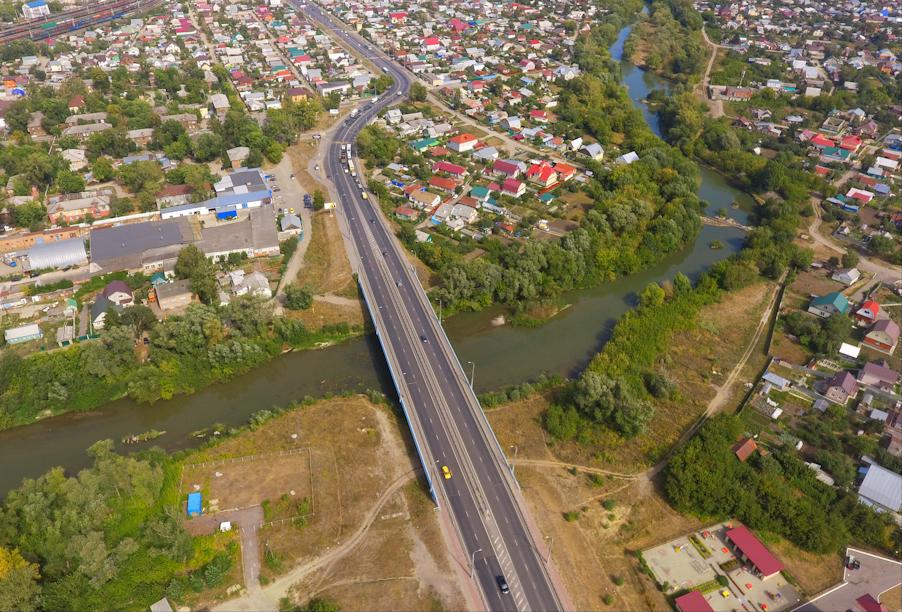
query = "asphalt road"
xmin=291 ymin=3 xmax=566 ymax=611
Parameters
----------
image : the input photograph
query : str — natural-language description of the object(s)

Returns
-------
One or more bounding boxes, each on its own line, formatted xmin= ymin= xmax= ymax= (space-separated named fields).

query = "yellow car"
xmin=442 ymin=465 xmax=452 ymax=479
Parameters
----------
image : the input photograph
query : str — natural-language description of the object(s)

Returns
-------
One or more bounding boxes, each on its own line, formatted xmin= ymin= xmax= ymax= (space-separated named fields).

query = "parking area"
xmin=643 ymin=522 xmax=801 ymax=612
xmin=793 ymin=548 xmax=902 ymax=612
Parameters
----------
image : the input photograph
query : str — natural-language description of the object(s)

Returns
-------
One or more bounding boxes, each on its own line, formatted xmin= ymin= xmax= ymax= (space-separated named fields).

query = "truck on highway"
xmin=350 ymin=108 xmax=359 ymax=118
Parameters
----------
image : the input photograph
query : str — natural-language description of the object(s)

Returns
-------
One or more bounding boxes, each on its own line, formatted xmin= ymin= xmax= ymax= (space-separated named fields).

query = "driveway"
xmin=184 ymin=506 xmax=265 ymax=594
xmin=271 ymin=154 xmax=313 ymax=302
xmin=793 ymin=548 xmax=901 ymax=612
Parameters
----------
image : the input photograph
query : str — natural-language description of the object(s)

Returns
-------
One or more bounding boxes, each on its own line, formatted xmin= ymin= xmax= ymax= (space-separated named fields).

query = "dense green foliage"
xmin=781 ymin=311 xmax=852 ymax=356
xmin=284 ymin=285 xmax=314 ymax=310
xmin=665 ymin=416 xmax=899 ymax=555
xmin=626 ymin=0 xmax=706 ymax=82
xmin=545 ymin=272 xmax=720 ymax=441
xmin=0 ymin=441 xmax=195 ymax=610
xmin=0 ymin=292 xmax=360 ymax=430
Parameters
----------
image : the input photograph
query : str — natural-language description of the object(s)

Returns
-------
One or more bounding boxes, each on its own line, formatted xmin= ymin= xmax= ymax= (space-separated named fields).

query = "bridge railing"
xmin=355 ymin=272 xmax=437 ymax=503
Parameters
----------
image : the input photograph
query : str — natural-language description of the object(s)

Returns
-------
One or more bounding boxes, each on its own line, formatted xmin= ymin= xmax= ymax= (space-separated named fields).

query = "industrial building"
xmin=26 ymin=238 xmax=88 ymax=271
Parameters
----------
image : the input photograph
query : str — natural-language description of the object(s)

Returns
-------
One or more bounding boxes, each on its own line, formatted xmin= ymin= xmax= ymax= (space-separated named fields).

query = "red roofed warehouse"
xmin=674 ymin=591 xmax=714 ymax=612
xmin=724 ymin=525 xmax=784 ymax=580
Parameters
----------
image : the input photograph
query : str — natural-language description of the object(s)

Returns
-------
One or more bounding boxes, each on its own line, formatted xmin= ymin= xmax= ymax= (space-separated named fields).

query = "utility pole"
xmin=466 ymin=360 xmax=475 ymax=389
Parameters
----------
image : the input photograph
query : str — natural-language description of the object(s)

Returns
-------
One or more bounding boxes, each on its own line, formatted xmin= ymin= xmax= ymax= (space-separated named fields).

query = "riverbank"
xmin=0 ymin=393 xmax=468 ymax=612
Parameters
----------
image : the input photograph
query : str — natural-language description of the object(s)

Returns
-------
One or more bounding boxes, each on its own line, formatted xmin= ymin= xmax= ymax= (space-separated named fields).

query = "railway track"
xmin=0 ymin=0 xmax=162 ymax=44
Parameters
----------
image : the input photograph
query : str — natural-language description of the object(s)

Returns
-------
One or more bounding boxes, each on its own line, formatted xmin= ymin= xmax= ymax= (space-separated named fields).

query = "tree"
xmin=11 ymin=201 xmax=47 ymax=230
xmin=91 ymin=156 xmax=115 ymax=182
xmin=639 ymin=282 xmax=666 ymax=308
xmin=284 ymin=285 xmax=313 ymax=310
xmin=0 ymin=547 xmax=40 ymax=612
xmin=117 ymin=160 xmax=164 ymax=194
xmin=174 ymin=245 xmax=217 ymax=304
xmin=312 ymin=189 xmax=325 ymax=211
xmin=191 ymin=132 xmax=224 ymax=162
xmin=841 ymin=251 xmax=859 ymax=268
xmin=409 ymin=81 xmax=427 ymax=102
xmin=56 ymin=170 xmax=85 ymax=194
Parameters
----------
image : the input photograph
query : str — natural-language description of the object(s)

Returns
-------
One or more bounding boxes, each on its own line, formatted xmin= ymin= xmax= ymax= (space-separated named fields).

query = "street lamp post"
xmin=469 ymin=548 xmax=482 ymax=577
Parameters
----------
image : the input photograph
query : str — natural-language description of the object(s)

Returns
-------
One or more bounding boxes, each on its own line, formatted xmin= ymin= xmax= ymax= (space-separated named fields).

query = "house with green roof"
xmin=410 ymin=137 xmax=439 ymax=152
xmin=807 ymin=291 xmax=849 ymax=318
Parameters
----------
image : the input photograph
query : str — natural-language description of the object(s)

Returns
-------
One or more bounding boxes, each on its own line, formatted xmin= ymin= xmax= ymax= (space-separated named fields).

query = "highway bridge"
xmin=294 ymin=2 xmax=569 ymax=611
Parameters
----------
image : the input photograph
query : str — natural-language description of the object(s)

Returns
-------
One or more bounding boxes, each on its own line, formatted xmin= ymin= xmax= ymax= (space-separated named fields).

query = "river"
xmin=0 ymin=21 xmax=754 ymax=497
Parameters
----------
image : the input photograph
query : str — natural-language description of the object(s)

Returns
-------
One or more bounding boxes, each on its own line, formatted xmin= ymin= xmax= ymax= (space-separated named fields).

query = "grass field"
xmin=294 ymin=211 xmax=356 ymax=296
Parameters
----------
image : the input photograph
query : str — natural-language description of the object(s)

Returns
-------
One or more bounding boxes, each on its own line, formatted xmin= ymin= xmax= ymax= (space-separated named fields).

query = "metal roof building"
xmin=26 ymin=238 xmax=87 ymax=270
xmin=858 ymin=463 xmax=902 ymax=514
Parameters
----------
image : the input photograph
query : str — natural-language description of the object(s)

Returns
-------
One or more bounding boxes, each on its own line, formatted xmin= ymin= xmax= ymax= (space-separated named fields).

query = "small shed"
xmin=187 ymin=492 xmax=202 ymax=517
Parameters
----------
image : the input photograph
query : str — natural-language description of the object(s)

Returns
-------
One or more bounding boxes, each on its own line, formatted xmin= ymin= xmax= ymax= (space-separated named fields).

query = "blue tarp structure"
xmin=187 ymin=492 xmax=202 ymax=517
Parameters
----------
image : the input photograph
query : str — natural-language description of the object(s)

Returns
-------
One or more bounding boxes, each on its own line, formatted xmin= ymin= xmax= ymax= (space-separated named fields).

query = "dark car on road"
xmin=497 ymin=576 xmax=510 ymax=594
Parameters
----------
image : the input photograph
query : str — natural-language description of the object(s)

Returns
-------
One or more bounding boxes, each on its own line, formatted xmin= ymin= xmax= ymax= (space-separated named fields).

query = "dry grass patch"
xmin=287 ymin=141 xmax=328 ymax=197
xmin=295 ymin=211 xmax=355 ymax=295
xmin=768 ymin=539 xmax=843 ymax=597
xmin=287 ymin=298 xmax=366 ymax=329
xmin=285 ymin=482 xmax=465 ymax=611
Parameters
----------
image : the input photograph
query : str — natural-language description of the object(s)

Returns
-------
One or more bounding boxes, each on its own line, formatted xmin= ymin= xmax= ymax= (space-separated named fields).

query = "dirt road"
xmin=212 ymin=470 xmax=419 ymax=611
xmin=808 ymin=199 xmax=901 ymax=284
xmin=185 ymin=506 xmax=265 ymax=594
xmin=698 ymin=26 xmax=726 ymax=118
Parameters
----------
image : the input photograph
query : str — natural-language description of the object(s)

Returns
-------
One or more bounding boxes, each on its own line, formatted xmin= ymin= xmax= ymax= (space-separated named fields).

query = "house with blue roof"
xmin=22 ymin=0 xmax=49 ymax=19
xmin=807 ymin=291 xmax=850 ymax=318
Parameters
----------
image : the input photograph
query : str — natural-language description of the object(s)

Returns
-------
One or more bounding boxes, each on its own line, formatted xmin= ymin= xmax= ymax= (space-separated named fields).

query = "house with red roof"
xmin=490 ymin=159 xmax=520 ymax=178
xmin=423 ymin=36 xmax=442 ymax=51
xmin=529 ymin=109 xmax=549 ymax=123
xmin=433 ymin=161 xmax=468 ymax=177
xmin=526 ymin=162 xmax=558 ymax=188
xmin=840 ymin=135 xmax=863 ymax=152
xmin=502 ymin=178 xmax=525 ymax=197
xmin=674 ymin=591 xmax=714 ymax=612
xmin=554 ymin=163 xmax=577 ymax=181
xmin=732 ymin=437 xmax=757 ymax=462
xmin=389 ymin=11 xmax=407 ymax=23
xmin=855 ymin=300 xmax=881 ymax=325
xmin=724 ymin=525 xmax=784 ymax=580
xmin=429 ymin=176 xmax=459 ymax=192
xmin=448 ymin=133 xmax=479 ymax=153
xmin=811 ymin=134 xmax=837 ymax=149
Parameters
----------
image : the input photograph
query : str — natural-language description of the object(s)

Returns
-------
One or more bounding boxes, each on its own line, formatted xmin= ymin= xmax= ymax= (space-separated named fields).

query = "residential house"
xmin=156 ymin=184 xmax=194 ymax=209
xmin=428 ymin=176 xmax=458 ymax=193
xmin=394 ymin=206 xmax=418 ymax=221
xmin=448 ymin=133 xmax=478 ymax=153
xmin=490 ymin=159 xmax=520 ymax=178
xmin=155 ymin=279 xmax=194 ymax=311
xmin=807 ymin=292 xmax=849 ymax=318
xmin=47 ymin=191 xmax=112 ymax=224
xmin=91 ymin=294 xmax=121 ymax=330
xmin=858 ymin=361 xmax=900 ymax=390
xmin=831 ymin=267 xmax=861 ymax=286
xmin=101 ymin=280 xmax=134 ymax=307
xmin=526 ymin=162 xmax=557 ymax=188
xmin=864 ymin=319 xmax=900 ymax=354
xmin=825 ymin=370 xmax=859 ymax=405
xmin=209 ymin=93 xmax=230 ymax=119
xmin=502 ymin=178 xmax=525 ymax=197
xmin=408 ymin=189 xmax=441 ymax=209
xmin=733 ymin=437 xmax=758 ymax=462
xmin=433 ymin=161 xmax=468 ymax=177
xmin=581 ymin=142 xmax=604 ymax=160
xmin=855 ymin=300 xmax=881 ymax=325
xmin=227 ymin=146 xmax=250 ymax=169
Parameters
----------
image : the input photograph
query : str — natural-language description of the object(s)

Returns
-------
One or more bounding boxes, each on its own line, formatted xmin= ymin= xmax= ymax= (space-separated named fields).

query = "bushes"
xmin=664 ymin=415 xmax=897 ymax=555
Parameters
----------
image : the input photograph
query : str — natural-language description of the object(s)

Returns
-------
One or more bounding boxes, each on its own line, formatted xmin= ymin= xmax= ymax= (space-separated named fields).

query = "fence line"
xmin=183 ymin=446 xmax=308 ymax=469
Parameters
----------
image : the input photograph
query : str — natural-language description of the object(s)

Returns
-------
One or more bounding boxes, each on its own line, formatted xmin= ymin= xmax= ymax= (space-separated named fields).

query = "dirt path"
xmin=212 ymin=469 xmax=420 ymax=612
xmin=185 ymin=506 xmax=265 ymax=594
xmin=698 ymin=26 xmax=726 ymax=118
xmin=511 ymin=458 xmax=638 ymax=480
xmin=808 ymin=199 xmax=902 ymax=284
xmin=313 ymin=293 xmax=359 ymax=307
